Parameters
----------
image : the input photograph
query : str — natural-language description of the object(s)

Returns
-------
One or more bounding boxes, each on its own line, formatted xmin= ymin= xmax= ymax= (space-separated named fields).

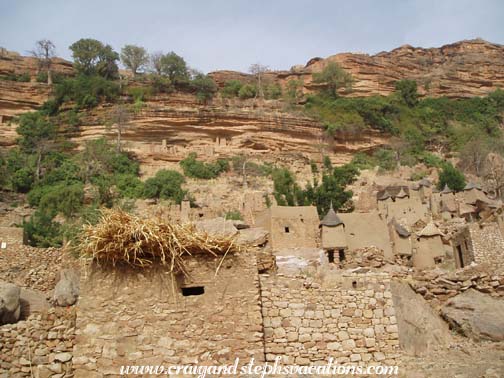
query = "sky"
xmin=1 ymin=0 xmax=503 ymax=73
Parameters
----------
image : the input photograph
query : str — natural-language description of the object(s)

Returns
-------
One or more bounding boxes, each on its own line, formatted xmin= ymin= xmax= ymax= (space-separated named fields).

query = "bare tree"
xmin=483 ymin=152 xmax=504 ymax=199
xmin=30 ymin=39 xmax=55 ymax=85
xmin=150 ymin=51 xmax=164 ymax=75
xmin=109 ymin=105 xmax=131 ymax=153
xmin=249 ymin=63 xmax=270 ymax=99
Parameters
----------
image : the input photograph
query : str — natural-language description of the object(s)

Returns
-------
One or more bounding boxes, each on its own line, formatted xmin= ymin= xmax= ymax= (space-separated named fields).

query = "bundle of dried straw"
xmin=79 ymin=209 xmax=240 ymax=275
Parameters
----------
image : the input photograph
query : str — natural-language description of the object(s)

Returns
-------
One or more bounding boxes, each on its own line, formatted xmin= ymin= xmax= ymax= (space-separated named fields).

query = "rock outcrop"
xmin=391 ymin=281 xmax=452 ymax=356
xmin=212 ymin=39 xmax=504 ymax=99
xmin=441 ymin=289 xmax=504 ymax=341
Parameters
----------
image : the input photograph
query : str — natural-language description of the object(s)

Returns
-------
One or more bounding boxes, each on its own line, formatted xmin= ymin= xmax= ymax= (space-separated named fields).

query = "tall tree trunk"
xmin=47 ymin=69 xmax=52 ymax=85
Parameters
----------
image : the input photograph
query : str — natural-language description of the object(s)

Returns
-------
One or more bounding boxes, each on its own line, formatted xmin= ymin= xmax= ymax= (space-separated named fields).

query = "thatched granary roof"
xmin=320 ymin=207 xmax=344 ymax=227
xmin=418 ymin=178 xmax=432 ymax=188
xmin=441 ymin=184 xmax=454 ymax=194
xmin=418 ymin=221 xmax=443 ymax=237
xmin=464 ymin=182 xmax=482 ymax=191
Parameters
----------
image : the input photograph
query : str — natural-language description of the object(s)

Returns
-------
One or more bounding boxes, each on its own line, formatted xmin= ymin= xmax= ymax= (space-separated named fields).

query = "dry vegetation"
xmin=79 ymin=209 xmax=240 ymax=276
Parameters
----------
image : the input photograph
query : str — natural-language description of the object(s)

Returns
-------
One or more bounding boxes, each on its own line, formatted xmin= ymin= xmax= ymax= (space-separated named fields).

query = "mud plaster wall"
xmin=73 ymin=253 xmax=264 ymax=378
xmin=451 ymin=227 xmax=475 ymax=268
xmin=260 ymin=272 xmax=401 ymax=366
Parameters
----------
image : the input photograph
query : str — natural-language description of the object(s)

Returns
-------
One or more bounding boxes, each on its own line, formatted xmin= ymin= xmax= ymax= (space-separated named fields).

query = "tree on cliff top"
xmin=249 ymin=63 xmax=270 ymax=99
xmin=120 ymin=45 xmax=149 ymax=75
xmin=30 ymin=39 xmax=56 ymax=85
xmin=69 ymin=38 xmax=119 ymax=79
xmin=313 ymin=62 xmax=353 ymax=99
xmin=160 ymin=52 xmax=189 ymax=85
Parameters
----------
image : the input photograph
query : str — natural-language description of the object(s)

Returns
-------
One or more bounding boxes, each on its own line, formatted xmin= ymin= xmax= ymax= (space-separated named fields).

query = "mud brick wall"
xmin=73 ymin=253 xmax=264 ymax=378
xmin=260 ymin=272 xmax=401 ymax=366
xmin=469 ymin=222 xmax=504 ymax=266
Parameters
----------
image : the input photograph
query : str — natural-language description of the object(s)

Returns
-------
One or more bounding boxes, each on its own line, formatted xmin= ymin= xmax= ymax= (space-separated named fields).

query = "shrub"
xmin=24 ymin=210 xmax=63 ymax=247
xmin=114 ymin=174 xmax=144 ymax=198
xmin=11 ymin=167 xmax=34 ymax=193
xmin=221 ymin=80 xmax=243 ymax=98
xmin=373 ymin=149 xmax=397 ymax=171
xmin=36 ymin=72 xmax=65 ymax=84
xmin=143 ymin=169 xmax=186 ymax=202
xmin=312 ymin=62 xmax=353 ymax=98
xmin=180 ymin=153 xmax=229 ymax=179
xmin=238 ymin=84 xmax=256 ymax=99
xmin=437 ymin=163 xmax=466 ymax=191
xmin=395 ymin=79 xmax=419 ymax=107
xmin=264 ymin=83 xmax=282 ymax=99
xmin=191 ymin=74 xmax=217 ymax=103
xmin=224 ymin=210 xmax=242 ymax=221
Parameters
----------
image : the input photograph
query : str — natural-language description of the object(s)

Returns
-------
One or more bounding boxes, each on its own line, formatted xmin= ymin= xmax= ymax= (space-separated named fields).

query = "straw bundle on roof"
xmin=79 ymin=209 xmax=240 ymax=275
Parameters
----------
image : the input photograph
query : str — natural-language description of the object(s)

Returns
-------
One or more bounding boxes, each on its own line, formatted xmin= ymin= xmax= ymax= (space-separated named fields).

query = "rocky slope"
xmin=1 ymin=39 xmax=503 ymax=169
xmin=211 ymin=39 xmax=504 ymax=99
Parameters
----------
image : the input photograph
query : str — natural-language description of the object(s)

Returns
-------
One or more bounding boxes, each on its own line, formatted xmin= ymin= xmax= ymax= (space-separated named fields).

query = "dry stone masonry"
xmin=260 ymin=272 xmax=401 ymax=366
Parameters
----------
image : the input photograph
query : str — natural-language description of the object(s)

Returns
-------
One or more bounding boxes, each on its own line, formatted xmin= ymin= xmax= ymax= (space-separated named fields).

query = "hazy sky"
xmin=1 ymin=0 xmax=503 ymax=73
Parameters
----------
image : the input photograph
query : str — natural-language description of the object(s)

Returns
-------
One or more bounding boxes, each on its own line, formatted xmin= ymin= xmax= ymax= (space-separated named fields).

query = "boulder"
xmin=0 ymin=282 xmax=21 ymax=324
xmin=391 ymin=281 xmax=452 ymax=356
xmin=53 ymin=269 xmax=80 ymax=307
xmin=237 ymin=227 xmax=268 ymax=246
xmin=19 ymin=287 xmax=50 ymax=318
xmin=441 ymin=289 xmax=504 ymax=341
xmin=195 ymin=217 xmax=238 ymax=238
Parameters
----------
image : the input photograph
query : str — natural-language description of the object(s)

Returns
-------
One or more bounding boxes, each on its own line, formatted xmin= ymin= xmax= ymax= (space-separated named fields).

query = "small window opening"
xmin=434 ymin=257 xmax=443 ymax=264
xmin=352 ymin=281 xmax=357 ymax=289
xmin=327 ymin=249 xmax=335 ymax=263
xmin=182 ymin=286 xmax=205 ymax=296
xmin=338 ymin=249 xmax=346 ymax=262
xmin=284 ymin=227 xmax=290 ymax=233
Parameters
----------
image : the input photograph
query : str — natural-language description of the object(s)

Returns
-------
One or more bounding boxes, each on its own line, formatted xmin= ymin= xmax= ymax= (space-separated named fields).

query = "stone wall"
xmin=0 ymin=308 xmax=75 ymax=378
xmin=0 ymin=226 xmax=24 ymax=249
xmin=468 ymin=222 xmax=504 ymax=266
xmin=260 ymin=272 xmax=401 ymax=366
xmin=73 ymin=253 xmax=264 ymax=378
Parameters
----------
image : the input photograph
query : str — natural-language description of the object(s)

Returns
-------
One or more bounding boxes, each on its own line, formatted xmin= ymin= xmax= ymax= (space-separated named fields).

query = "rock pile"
xmin=0 ymin=307 xmax=75 ymax=378
xmin=409 ymin=267 xmax=504 ymax=307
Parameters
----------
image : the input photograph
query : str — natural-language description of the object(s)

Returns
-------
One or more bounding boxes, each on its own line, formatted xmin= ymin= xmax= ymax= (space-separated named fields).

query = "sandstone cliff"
xmin=211 ymin=39 xmax=504 ymax=99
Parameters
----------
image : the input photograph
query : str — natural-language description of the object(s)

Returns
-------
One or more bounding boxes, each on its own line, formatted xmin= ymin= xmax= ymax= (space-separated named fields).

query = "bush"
xmin=38 ymin=183 xmax=84 ymax=218
xmin=36 ymin=71 xmax=65 ymax=84
xmin=143 ymin=169 xmax=186 ymax=202
xmin=264 ymin=83 xmax=282 ymax=99
xmin=2 ymin=72 xmax=30 ymax=82
xmin=180 ymin=153 xmax=229 ymax=179
xmin=53 ymin=75 xmax=120 ymax=110
xmin=127 ymin=87 xmax=151 ymax=102
xmin=114 ymin=174 xmax=144 ymax=198
xmin=221 ymin=80 xmax=243 ymax=98
xmin=373 ymin=149 xmax=396 ymax=171
xmin=437 ymin=163 xmax=466 ymax=191
xmin=11 ymin=167 xmax=34 ymax=193
xmin=395 ymin=80 xmax=419 ymax=107
xmin=24 ymin=210 xmax=63 ymax=247
xmin=191 ymin=74 xmax=217 ymax=103
xmin=238 ymin=84 xmax=256 ymax=99
xmin=224 ymin=210 xmax=242 ymax=220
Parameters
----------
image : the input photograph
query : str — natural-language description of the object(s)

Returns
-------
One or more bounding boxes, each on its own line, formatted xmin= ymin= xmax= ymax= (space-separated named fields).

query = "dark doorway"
xmin=338 ymin=249 xmax=346 ymax=262
xmin=182 ymin=286 xmax=205 ymax=296
xmin=457 ymin=245 xmax=464 ymax=268
xmin=327 ymin=249 xmax=335 ymax=263
xmin=284 ymin=227 xmax=290 ymax=233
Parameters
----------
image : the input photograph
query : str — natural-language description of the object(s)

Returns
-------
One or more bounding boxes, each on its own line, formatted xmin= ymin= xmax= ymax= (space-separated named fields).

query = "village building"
xmin=412 ymin=221 xmax=445 ymax=269
xmin=255 ymin=205 xmax=319 ymax=250
xmin=338 ymin=212 xmax=394 ymax=259
xmin=451 ymin=226 xmax=475 ymax=268
xmin=388 ymin=218 xmax=412 ymax=262
xmin=319 ymin=206 xmax=347 ymax=264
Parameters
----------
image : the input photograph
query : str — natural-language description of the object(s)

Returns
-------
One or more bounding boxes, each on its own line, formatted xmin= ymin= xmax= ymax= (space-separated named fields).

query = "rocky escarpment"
xmin=211 ymin=39 xmax=504 ymax=99
xmin=0 ymin=48 xmax=73 ymax=122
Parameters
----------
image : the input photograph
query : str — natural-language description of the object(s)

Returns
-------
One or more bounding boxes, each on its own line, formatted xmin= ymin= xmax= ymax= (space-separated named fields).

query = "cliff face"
xmin=0 ymin=39 xmax=503 ymax=170
xmin=211 ymin=39 xmax=504 ymax=99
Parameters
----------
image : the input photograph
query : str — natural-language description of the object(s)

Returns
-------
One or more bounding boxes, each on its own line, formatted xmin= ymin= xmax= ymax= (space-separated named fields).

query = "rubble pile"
xmin=408 ymin=266 xmax=504 ymax=307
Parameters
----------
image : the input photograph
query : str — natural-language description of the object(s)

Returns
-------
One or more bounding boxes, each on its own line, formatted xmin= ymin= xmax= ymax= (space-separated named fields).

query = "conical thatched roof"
xmin=464 ymin=182 xmax=482 ymax=191
xmin=377 ymin=190 xmax=391 ymax=201
xmin=396 ymin=187 xmax=408 ymax=199
xmin=320 ymin=207 xmax=344 ymax=227
xmin=418 ymin=221 xmax=442 ymax=237
xmin=441 ymin=184 xmax=453 ymax=194
xmin=418 ymin=178 xmax=431 ymax=188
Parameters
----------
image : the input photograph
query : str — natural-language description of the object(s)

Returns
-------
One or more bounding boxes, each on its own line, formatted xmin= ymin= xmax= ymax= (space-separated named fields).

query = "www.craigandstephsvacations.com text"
xmin=119 ymin=357 xmax=399 ymax=377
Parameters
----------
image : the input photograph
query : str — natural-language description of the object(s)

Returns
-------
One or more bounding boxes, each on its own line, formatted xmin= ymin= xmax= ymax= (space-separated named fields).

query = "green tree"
xmin=238 ymin=84 xmax=256 ymax=99
xmin=191 ymin=73 xmax=217 ymax=103
xmin=438 ymin=162 xmax=466 ymax=191
xmin=313 ymin=62 xmax=353 ymax=98
xmin=143 ymin=170 xmax=186 ymax=202
xmin=395 ymin=79 xmax=419 ymax=107
xmin=16 ymin=112 xmax=57 ymax=181
xmin=69 ymin=38 xmax=119 ymax=79
xmin=285 ymin=79 xmax=303 ymax=103
xmin=222 ymin=80 xmax=243 ymax=98
xmin=120 ymin=44 xmax=149 ymax=75
xmin=160 ymin=52 xmax=189 ymax=84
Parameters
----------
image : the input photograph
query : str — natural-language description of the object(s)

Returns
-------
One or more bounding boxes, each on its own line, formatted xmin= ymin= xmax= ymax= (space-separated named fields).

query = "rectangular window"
xmin=284 ymin=227 xmax=290 ymax=233
xmin=182 ymin=286 xmax=205 ymax=296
